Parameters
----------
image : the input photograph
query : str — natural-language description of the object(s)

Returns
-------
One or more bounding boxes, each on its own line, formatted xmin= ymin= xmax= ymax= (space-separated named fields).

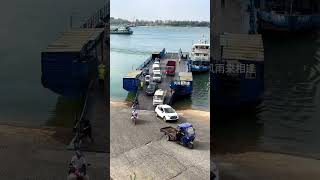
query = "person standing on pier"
xmin=98 ymin=63 xmax=106 ymax=87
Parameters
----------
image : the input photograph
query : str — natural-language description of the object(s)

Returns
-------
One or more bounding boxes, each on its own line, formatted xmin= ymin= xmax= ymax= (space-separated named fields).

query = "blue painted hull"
xmin=257 ymin=10 xmax=320 ymax=32
xmin=123 ymin=78 xmax=140 ymax=92
xmin=170 ymin=82 xmax=193 ymax=97
xmin=211 ymin=61 xmax=264 ymax=108
xmin=190 ymin=59 xmax=210 ymax=72
xmin=191 ymin=65 xmax=210 ymax=72
xmin=41 ymin=52 xmax=98 ymax=97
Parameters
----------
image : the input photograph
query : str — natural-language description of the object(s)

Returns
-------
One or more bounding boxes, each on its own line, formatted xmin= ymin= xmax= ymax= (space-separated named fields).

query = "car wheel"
xmin=188 ymin=142 xmax=194 ymax=149
xmin=163 ymin=116 xmax=166 ymax=122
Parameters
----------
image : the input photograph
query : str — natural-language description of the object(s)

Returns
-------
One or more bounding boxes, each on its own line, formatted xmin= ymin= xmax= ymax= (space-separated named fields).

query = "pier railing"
xmin=136 ymin=48 xmax=166 ymax=70
xmin=81 ymin=3 xmax=109 ymax=28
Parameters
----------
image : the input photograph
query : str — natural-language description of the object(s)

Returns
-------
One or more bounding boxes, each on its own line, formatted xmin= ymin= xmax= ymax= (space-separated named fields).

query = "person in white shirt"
xmin=68 ymin=151 xmax=89 ymax=180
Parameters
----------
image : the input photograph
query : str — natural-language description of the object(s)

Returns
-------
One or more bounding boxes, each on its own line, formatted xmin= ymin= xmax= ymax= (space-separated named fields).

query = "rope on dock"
xmin=72 ymin=80 xmax=95 ymax=149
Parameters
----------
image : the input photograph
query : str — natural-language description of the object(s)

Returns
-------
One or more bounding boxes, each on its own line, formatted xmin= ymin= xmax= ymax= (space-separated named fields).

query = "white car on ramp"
xmin=155 ymin=104 xmax=179 ymax=122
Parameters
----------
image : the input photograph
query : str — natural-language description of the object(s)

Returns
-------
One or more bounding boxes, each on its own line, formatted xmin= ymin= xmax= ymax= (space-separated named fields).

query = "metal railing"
xmin=81 ymin=3 xmax=109 ymax=28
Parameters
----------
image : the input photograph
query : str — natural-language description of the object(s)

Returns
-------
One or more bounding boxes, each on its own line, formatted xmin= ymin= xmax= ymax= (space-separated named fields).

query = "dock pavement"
xmin=110 ymin=102 xmax=210 ymax=180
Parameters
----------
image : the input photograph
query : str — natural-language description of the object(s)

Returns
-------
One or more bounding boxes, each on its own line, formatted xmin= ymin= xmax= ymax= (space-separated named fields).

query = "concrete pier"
xmin=110 ymin=103 xmax=210 ymax=180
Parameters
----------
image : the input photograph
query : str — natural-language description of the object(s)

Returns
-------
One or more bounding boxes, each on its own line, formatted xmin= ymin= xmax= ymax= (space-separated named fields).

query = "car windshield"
xmin=154 ymin=74 xmax=161 ymax=77
xmin=186 ymin=127 xmax=195 ymax=135
xmin=167 ymin=66 xmax=174 ymax=70
xmin=164 ymin=107 xmax=175 ymax=113
xmin=153 ymin=67 xmax=160 ymax=71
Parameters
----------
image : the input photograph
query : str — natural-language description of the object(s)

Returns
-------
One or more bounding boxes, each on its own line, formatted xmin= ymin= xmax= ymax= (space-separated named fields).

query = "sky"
xmin=110 ymin=0 xmax=210 ymax=21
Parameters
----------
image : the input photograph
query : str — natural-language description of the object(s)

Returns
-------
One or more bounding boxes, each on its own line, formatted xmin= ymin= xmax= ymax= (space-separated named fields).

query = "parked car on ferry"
xmin=165 ymin=60 xmax=176 ymax=75
xmin=142 ymin=68 xmax=149 ymax=76
xmin=155 ymin=104 xmax=179 ymax=121
xmin=154 ymin=58 xmax=160 ymax=64
xmin=145 ymin=82 xmax=158 ymax=96
xmin=152 ymin=71 xmax=162 ymax=83
xmin=152 ymin=64 xmax=161 ymax=74
xmin=145 ymin=75 xmax=151 ymax=85
xmin=153 ymin=89 xmax=166 ymax=106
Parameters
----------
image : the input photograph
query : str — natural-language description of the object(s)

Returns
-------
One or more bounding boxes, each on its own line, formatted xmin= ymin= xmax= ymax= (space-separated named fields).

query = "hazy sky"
xmin=111 ymin=0 xmax=210 ymax=21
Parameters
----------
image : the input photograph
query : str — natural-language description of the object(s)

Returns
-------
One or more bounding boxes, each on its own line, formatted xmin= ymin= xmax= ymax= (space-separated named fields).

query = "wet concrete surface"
xmin=110 ymin=104 xmax=210 ymax=180
xmin=0 ymin=125 xmax=107 ymax=179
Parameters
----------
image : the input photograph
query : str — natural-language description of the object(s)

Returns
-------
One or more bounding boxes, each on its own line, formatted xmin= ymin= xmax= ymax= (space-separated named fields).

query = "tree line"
xmin=110 ymin=17 xmax=209 ymax=27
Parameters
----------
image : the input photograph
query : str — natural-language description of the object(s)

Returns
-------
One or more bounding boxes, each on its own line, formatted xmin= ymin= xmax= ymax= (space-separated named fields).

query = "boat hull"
xmin=211 ymin=61 xmax=264 ymax=108
xmin=41 ymin=52 xmax=98 ymax=97
xmin=170 ymin=82 xmax=193 ymax=97
xmin=110 ymin=31 xmax=133 ymax=35
xmin=191 ymin=65 xmax=210 ymax=72
xmin=257 ymin=10 xmax=320 ymax=32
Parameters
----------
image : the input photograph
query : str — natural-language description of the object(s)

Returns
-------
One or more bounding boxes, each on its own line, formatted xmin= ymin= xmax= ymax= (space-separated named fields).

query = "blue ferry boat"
xmin=212 ymin=33 xmax=264 ymax=108
xmin=122 ymin=49 xmax=192 ymax=109
xmin=123 ymin=70 xmax=142 ymax=92
xmin=256 ymin=0 xmax=320 ymax=32
xmin=122 ymin=49 xmax=166 ymax=93
xmin=41 ymin=29 xmax=105 ymax=97
xmin=170 ymin=72 xmax=193 ymax=97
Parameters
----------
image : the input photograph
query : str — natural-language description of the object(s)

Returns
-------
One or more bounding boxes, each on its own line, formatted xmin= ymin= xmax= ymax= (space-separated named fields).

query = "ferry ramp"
xmin=137 ymin=52 xmax=189 ymax=111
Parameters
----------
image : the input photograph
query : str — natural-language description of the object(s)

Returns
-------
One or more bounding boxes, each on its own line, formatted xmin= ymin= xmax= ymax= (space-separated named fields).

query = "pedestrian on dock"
xmin=98 ymin=63 xmax=106 ymax=87
xmin=132 ymin=99 xmax=139 ymax=110
xmin=81 ymin=119 xmax=94 ymax=143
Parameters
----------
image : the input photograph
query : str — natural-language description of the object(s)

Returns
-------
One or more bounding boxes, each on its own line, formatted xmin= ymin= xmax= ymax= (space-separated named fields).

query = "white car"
xmin=152 ymin=64 xmax=161 ymax=74
xmin=153 ymin=89 xmax=166 ymax=106
xmin=145 ymin=75 xmax=151 ymax=84
xmin=154 ymin=58 xmax=160 ymax=64
xmin=152 ymin=71 xmax=162 ymax=83
xmin=155 ymin=104 xmax=179 ymax=121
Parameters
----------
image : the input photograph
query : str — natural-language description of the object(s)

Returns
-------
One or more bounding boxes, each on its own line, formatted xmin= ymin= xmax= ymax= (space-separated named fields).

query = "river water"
xmin=110 ymin=26 xmax=210 ymax=111
xmin=214 ymin=31 xmax=320 ymax=159
xmin=0 ymin=0 xmax=105 ymax=126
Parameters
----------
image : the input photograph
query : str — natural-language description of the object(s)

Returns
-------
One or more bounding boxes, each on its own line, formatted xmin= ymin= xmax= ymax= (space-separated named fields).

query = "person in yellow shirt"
xmin=140 ymin=81 xmax=144 ymax=89
xmin=98 ymin=63 xmax=106 ymax=86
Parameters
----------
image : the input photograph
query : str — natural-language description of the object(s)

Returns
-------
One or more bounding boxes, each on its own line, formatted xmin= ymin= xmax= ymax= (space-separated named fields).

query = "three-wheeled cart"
xmin=160 ymin=123 xmax=195 ymax=149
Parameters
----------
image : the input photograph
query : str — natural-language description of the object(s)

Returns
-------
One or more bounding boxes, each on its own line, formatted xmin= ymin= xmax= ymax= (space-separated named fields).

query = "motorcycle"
xmin=67 ymin=165 xmax=90 ymax=180
xmin=73 ymin=120 xmax=93 ymax=149
xmin=131 ymin=110 xmax=138 ymax=125
xmin=68 ymin=162 xmax=90 ymax=180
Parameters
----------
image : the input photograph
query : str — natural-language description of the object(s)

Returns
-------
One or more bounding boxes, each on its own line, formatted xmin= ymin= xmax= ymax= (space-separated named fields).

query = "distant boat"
xmin=189 ymin=37 xmax=210 ymax=72
xmin=110 ymin=26 xmax=133 ymax=35
xmin=256 ymin=0 xmax=320 ymax=32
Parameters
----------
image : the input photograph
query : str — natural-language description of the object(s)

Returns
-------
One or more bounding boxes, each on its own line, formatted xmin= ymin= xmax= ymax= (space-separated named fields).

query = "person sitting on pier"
xmin=81 ymin=119 xmax=94 ymax=143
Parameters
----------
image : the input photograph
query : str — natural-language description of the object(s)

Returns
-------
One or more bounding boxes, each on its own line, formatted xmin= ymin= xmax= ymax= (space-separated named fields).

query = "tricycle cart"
xmin=160 ymin=123 xmax=195 ymax=149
